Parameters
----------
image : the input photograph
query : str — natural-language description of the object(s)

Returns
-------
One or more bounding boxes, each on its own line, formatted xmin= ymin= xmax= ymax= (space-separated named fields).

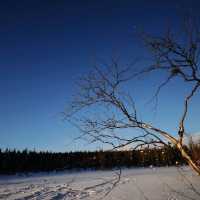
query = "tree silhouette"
xmin=65 ymin=17 xmax=200 ymax=175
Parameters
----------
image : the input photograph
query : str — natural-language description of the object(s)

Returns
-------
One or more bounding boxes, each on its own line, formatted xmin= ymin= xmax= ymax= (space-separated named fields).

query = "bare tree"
xmin=65 ymin=17 xmax=200 ymax=175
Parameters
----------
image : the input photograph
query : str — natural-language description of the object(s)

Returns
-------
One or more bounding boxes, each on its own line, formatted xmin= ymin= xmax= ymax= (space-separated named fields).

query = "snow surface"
xmin=0 ymin=167 xmax=200 ymax=200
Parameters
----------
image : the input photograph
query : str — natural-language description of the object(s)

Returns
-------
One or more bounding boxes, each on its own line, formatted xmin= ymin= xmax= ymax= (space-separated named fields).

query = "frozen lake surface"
xmin=0 ymin=167 xmax=200 ymax=200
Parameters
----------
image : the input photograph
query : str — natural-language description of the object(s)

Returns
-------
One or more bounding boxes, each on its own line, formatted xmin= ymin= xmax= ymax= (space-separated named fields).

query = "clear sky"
xmin=0 ymin=0 xmax=200 ymax=152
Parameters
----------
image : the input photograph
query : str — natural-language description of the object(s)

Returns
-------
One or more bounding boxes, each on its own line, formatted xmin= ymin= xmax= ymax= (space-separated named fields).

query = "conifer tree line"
xmin=1 ymin=144 xmax=199 ymax=174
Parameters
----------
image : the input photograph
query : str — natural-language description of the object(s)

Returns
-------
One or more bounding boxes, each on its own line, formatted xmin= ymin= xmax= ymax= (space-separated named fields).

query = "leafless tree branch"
xmin=64 ymin=17 xmax=200 ymax=175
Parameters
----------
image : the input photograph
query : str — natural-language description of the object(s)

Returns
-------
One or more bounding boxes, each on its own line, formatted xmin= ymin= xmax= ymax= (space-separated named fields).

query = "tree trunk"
xmin=176 ymin=142 xmax=200 ymax=176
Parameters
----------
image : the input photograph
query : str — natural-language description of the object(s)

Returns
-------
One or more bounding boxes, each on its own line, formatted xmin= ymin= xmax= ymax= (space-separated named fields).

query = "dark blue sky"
xmin=0 ymin=0 xmax=200 ymax=152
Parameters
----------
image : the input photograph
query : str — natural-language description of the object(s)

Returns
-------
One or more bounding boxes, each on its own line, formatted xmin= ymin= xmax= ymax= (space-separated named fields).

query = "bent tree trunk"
xmin=145 ymin=124 xmax=200 ymax=175
xmin=176 ymin=142 xmax=200 ymax=176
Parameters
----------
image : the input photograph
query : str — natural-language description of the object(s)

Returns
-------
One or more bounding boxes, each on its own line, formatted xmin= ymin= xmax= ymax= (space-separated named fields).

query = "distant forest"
xmin=2 ymin=145 xmax=197 ymax=174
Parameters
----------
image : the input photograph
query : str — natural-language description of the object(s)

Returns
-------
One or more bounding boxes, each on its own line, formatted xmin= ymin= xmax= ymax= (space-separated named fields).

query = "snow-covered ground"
xmin=0 ymin=167 xmax=200 ymax=200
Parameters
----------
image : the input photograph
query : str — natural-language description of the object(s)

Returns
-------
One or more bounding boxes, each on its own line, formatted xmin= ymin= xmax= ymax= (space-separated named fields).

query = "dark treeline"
xmin=0 ymin=145 xmax=191 ymax=174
